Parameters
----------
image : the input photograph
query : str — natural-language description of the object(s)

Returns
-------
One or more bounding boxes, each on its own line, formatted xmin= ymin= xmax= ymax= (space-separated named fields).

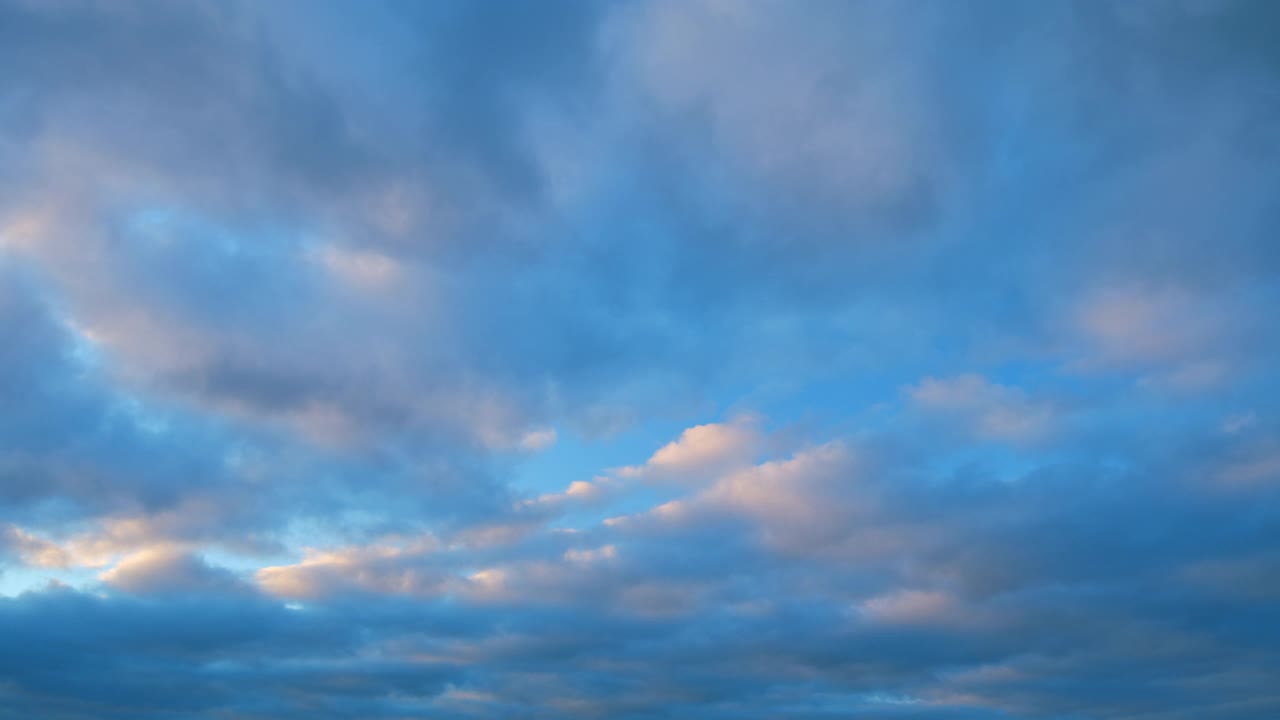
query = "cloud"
xmin=311 ymin=244 xmax=402 ymax=290
xmin=1075 ymin=287 xmax=1207 ymax=364
xmin=908 ymin=375 xmax=1058 ymax=445
xmin=527 ymin=476 xmax=620 ymax=511
xmin=256 ymin=536 xmax=444 ymax=600
xmin=99 ymin=547 xmax=250 ymax=596
xmin=518 ymin=427 xmax=559 ymax=452
xmin=1 ymin=526 xmax=73 ymax=568
xmin=617 ymin=415 xmax=762 ymax=481
xmin=858 ymin=589 xmax=956 ymax=626
xmin=613 ymin=0 xmax=947 ymax=216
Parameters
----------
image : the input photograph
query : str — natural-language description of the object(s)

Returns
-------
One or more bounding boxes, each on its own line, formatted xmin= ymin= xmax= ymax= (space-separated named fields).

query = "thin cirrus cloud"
xmin=1 ymin=0 xmax=1279 ymax=718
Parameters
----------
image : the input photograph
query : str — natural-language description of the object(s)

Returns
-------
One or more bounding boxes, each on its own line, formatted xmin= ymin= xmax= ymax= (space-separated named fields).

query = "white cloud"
xmin=858 ymin=589 xmax=954 ymax=625
xmin=256 ymin=535 xmax=442 ymax=599
xmin=909 ymin=374 xmax=1057 ymax=445
xmin=616 ymin=415 xmax=762 ymax=481
xmin=1221 ymin=411 xmax=1258 ymax=435
xmin=1069 ymin=286 xmax=1241 ymax=393
xmin=312 ymin=244 xmax=401 ymax=289
xmin=528 ymin=476 xmax=618 ymax=510
xmin=519 ymin=427 xmax=558 ymax=452
xmin=614 ymin=0 xmax=939 ymax=212
xmin=2 ymin=526 xmax=74 ymax=569
xmin=99 ymin=547 xmax=244 ymax=595
xmin=614 ymin=441 xmax=866 ymax=554
xmin=1216 ymin=449 xmax=1280 ymax=488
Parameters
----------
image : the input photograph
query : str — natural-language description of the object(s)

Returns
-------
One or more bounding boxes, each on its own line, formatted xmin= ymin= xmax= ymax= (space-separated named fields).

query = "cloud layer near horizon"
xmin=2 ymin=1 xmax=1280 ymax=718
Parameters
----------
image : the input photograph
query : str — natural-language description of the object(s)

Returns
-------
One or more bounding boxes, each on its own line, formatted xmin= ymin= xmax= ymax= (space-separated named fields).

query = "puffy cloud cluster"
xmin=2 ymin=0 xmax=1280 ymax=718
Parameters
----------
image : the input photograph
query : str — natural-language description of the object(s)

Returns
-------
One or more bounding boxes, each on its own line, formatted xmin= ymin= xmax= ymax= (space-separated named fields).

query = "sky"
xmin=1 ymin=0 xmax=1279 ymax=718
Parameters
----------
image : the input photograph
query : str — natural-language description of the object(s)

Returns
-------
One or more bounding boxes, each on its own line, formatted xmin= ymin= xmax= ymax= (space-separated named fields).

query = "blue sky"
xmin=2 ymin=1 xmax=1279 ymax=718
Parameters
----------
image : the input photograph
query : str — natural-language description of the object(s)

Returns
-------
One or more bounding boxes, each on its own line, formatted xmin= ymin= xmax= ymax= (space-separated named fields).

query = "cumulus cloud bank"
xmin=2 ymin=1 xmax=1279 ymax=718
